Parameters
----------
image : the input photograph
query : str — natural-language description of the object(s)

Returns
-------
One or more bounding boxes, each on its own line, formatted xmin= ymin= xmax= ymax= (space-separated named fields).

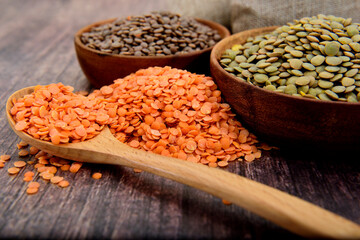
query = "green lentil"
xmin=295 ymin=76 xmax=311 ymax=86
xmin=326 ymin=56 xmax=342 ymax=66
xmin=311 ymin=55 xmax=325 ymax=66
xmin=220 ymin=14 xmax=360 ymax=102
xmin=324 ymin=42 xmax=340 ymax=56
xmin=342 ymin=77 xmax=355 ymax=86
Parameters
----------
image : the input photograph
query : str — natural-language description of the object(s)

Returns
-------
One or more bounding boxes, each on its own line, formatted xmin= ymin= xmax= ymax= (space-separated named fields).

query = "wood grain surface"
xmin=0 ymin=1 xmax=359 ymax=239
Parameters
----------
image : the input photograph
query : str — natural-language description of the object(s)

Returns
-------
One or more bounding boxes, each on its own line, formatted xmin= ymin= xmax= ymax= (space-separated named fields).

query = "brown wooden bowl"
xmin=75 ymin=18 xmax=230 ymax=88
xmin=210 ymin=26 xmax=360 ymax=150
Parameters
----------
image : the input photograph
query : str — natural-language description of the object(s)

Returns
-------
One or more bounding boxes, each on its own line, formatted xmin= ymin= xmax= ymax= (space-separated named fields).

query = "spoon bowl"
xmin=6 ymin=86 xmax=360 ymax=239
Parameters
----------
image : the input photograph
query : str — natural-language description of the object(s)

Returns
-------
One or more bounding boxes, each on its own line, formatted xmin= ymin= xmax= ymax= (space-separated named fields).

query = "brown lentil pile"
xmin=220 ymin=14 xmax=360 ymax=102
xmin=81 ymin=12 xmax=221 ymax=56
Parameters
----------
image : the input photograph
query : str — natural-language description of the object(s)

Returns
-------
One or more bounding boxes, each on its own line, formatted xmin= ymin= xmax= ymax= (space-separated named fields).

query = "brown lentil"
xmin=81 ymin=12 xmax=221 ymax=56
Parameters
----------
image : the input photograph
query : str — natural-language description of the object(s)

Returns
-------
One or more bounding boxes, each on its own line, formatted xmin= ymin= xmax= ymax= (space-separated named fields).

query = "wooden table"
xmin=0 ymin=1 xmax=359 ymax=239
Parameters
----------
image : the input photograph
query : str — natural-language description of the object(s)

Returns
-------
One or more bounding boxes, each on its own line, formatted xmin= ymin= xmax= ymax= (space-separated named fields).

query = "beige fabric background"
xmin=231 ymin=0 xmax=360 ymax=33
xmin=166 ymin=0 xmax=360 ymax=33
xmin=166 ymin=0 xmax=231 ymax=28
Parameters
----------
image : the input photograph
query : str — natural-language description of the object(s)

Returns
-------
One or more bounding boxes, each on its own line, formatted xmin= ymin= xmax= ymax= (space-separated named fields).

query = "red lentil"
xmin=1 ymin=155 xmax=11 ymax=161
xmin=50 ymin=176 xmax=64 ymax=184
xmin=58 ymin=180 xmax=69 ymax=188
xmin=92 ymin=172 xmax=102 ymax=179
xmin=13 ymin=161 xmax=26 ymax=168
xmin=18 ymin=149 xmax=29 ymax=157
xmin=8 ymin=167 xmax=20 ymax=174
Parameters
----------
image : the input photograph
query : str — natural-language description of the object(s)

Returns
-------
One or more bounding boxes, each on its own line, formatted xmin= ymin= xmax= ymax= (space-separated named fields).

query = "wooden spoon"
xmin=6 ymin=86 xmax=360 ymax=239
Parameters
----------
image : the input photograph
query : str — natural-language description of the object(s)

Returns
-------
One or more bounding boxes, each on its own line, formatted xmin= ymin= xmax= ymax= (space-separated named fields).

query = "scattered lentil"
xmin=60 ymin=164 xmax=70 ymax=171
xmin=28 ymin=181 xmax=40 ymax=188
xmin=41 ymin=172 xmax=54 ymax=180
xmin=1 ymin=155 xmax=11 ymax=161
xmin=69 ymin=162 xmax=82 ymax=173
xmin=8 ymin=167 xmax=20 ymax=175
xmin=23 ymin=176 xmax=33 ymax=182
xmin=26 ymin=181 xmax=40 ymax=195
xmin=58 ymin=180 xmax=70 ymax=188
xmin=26 ymin=187 xmax=38 ymax=195
xmin=24 ymin=171 xmax=35 ymax=177
xmin=29 ymin=146 xmax=39 ymax=155
xmin=50 ymin=176 xmax=64 ymax=184
xmin=13 ymin=161 xmax=26 ymax=168
xmin=18 ymin=141 xmax=29 ymax=148
xmin=222 ymin=199 xmax=232 ymax=205
xmin=92 ymin=172 xmax=102 ymax=179
xmin=18 ymin=150 xmax=29 ymax=157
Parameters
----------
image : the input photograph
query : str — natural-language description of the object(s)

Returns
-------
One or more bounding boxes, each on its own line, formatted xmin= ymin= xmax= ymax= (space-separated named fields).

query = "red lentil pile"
xmin=10 ymin=67 xmax=268 ymax=169
xmin=10 ymin=83 xmax=110 ymax=144
xmin=89 ymin=66 xmax=262 ymax=167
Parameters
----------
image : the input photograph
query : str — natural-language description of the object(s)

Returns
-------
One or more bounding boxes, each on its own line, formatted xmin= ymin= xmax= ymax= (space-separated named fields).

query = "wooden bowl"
xmin=210 ymin=26 xmax=360 ymax=150
xmin=75 ymin=18 xmax=230 ymax=88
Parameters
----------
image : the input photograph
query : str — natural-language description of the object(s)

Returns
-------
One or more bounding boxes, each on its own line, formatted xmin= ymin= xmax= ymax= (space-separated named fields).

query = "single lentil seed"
xmin=13 ymin=161 xmax=26 ymax=168
xmin=8 ymin=167 xmax=20 ymax=174
xmin=92 ymin=172 xmax=102 ymax=179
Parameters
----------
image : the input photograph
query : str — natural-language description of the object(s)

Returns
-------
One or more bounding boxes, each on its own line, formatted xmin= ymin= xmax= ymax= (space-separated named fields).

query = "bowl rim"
xmin=210 ymin=26 xmax=360 ymax=106
xmin=74 ymin=17 xmax=230 ymax=60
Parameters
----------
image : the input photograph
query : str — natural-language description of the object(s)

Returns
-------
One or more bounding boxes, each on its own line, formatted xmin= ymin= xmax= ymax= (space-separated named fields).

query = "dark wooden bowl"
xmin=75 ymin=18 xmax=230 ymax=88
xmin=210 ymin=26 xmax=360 ymax=150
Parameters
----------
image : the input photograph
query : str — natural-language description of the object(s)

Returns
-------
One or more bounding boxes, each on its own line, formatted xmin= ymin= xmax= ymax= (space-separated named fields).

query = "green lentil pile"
xmin=220 ymin=14 xmax=360 ymax=102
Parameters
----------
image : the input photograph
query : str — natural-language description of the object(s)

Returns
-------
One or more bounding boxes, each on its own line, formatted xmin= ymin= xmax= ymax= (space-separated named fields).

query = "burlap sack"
xmin=167 ymin=0 xmax=231 ymax=28
xmin=231 ymin=0 xmax=360 ymax=33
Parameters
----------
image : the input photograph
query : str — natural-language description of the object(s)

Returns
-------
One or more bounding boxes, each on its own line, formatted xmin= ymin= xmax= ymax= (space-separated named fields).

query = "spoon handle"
xmin=67 ymin=128 xmax=360 ymax=239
